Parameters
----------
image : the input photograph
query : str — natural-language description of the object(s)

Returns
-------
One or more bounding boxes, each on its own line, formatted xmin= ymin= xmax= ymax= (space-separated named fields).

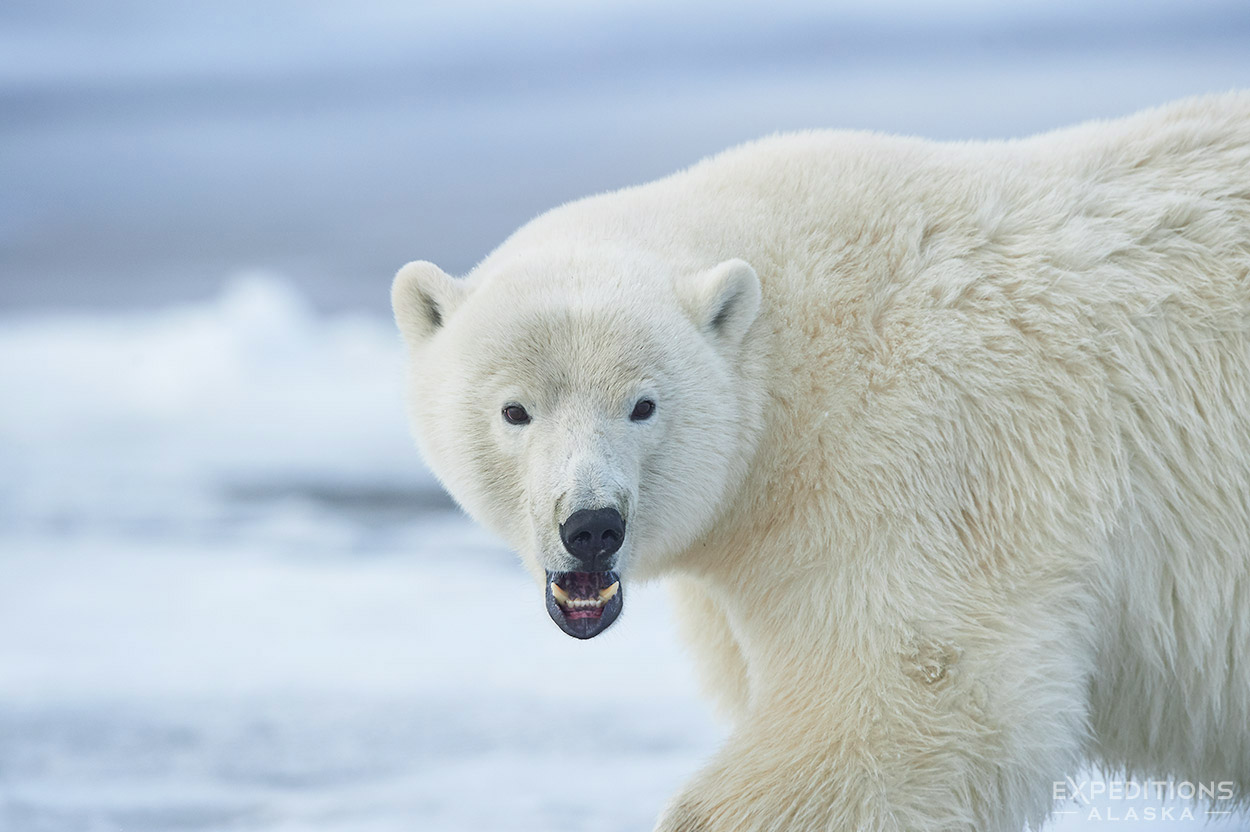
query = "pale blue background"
xmin=5 ymin=0 xmax=1250 ymax=311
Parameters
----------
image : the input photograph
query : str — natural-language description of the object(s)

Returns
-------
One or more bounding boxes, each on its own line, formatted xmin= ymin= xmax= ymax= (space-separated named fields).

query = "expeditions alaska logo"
xmin=1053 ymin=777 xmax=1238 ymax=822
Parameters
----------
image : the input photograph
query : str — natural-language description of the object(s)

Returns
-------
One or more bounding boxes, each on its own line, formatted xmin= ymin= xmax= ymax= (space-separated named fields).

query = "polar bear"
xmin=393 ymin=93 xmax=1250 ymax=831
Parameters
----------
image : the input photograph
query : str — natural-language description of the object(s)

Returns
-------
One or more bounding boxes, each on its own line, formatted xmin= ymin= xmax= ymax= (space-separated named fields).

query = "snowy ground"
xmin=0 ymin=535 xmax=715 ymax=832
xmin=1 ymin=283 xmax=1245 ymax=830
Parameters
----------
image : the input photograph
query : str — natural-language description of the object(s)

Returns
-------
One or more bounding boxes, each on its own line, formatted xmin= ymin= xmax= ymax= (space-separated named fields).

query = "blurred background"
xmin=2 ymin=2 xmax=1248 ymax=830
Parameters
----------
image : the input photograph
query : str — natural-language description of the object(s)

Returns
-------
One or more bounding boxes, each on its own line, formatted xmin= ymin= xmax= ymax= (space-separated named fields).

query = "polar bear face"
xmin=393 ymin=249 xmax=762 ymax=638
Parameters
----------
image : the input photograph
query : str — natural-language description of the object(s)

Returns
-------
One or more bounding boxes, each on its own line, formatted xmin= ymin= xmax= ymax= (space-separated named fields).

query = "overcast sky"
xmin=2 ymin=0 xmax=1249 ymax=312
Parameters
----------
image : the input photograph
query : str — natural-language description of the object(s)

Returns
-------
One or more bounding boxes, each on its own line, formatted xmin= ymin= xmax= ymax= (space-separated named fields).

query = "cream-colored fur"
xmin=394 ymin=93 xmax=1250 ymax=830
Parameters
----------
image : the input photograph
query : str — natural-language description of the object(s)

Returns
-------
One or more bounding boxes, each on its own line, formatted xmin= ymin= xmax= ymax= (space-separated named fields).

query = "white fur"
xmin=394 ymin=93 xmax=1250 ymax=830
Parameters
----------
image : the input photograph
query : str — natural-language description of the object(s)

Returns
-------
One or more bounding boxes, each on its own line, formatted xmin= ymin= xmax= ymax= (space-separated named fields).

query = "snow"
xmin=0 ymin=536 xmax=714 ymax=832
xmin=2 ymin=281 xmax=1245 ymax=830
xmin=0 ymin=275 xmax=426 ymax=540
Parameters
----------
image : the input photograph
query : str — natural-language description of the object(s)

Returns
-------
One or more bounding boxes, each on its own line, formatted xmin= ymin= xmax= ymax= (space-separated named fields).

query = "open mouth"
xmin=544 ymin=570 xmax=623 ymax=639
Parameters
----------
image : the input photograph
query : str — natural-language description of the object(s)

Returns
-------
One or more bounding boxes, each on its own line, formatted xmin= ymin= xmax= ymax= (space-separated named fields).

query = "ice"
xmin=0 ymin=273 xmax=436 ymax=545
xmin=0 ymin=535 xmax=717 ymax=832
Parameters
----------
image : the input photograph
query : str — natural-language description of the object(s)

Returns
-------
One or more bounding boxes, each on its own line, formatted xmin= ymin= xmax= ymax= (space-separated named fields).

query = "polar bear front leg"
xmin=653 ymin=640 xmax=1092 ymax=832
xmin=654 ymin=710 xmax=931 ymax=832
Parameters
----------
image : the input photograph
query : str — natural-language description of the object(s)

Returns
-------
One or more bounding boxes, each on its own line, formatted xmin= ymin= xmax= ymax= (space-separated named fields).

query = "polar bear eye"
xmin=630 ymin=398 xmax=656 ymax=422
xmin=502 ymin=404 xmax=531 ymax=425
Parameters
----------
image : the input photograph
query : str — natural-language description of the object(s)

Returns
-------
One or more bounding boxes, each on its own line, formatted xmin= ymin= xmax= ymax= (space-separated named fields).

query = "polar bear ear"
xmin=392 ymin=260 xmax=465 ymax=344
xmin=682 ymin=259 xmax=761 ymax=346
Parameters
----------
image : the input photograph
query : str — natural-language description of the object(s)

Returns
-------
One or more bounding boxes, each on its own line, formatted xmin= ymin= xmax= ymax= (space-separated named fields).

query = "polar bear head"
xmin=392 ymin=246 xmax=764 ymax=638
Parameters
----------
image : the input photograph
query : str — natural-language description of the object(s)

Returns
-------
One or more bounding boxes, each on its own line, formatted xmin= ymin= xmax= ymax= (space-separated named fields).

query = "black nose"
xmin=559 ymin=507 xmax=625 ymax=570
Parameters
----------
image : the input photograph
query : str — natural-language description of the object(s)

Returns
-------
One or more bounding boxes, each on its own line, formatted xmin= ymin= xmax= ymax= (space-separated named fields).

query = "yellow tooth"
xmin=550 ymin=582 xmax=570 ymax=605
xmin=598 ymin=581 xmax=620 ymax=602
